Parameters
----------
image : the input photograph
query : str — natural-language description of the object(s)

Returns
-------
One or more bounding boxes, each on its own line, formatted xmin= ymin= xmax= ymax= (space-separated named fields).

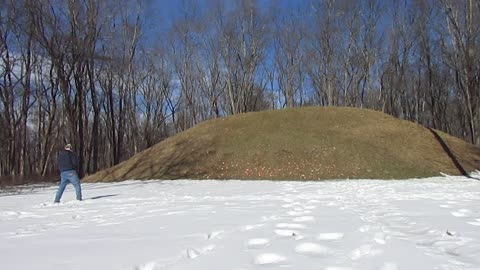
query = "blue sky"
xmin=139 ymin=0 xmax=399 ymax=91
xmin=143 ymin=0 xmax=312 ymax=33
xmin=141 ymin=0 xmax=401 ymax=37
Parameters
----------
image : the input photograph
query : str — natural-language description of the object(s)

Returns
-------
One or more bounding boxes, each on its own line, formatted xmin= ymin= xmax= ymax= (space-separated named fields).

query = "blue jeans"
xmin=54 ymin=170 xmax=82 ymax=203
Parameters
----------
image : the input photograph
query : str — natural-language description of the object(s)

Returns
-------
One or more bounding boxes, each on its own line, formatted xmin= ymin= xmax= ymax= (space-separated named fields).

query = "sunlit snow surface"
xmin=1 ymin=174 xmax=480 ymax=270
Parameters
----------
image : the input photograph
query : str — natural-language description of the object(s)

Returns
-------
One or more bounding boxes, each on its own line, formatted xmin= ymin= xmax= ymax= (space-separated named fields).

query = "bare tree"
xmin=216 ymin=0 xmax=268 ymax=114
xmin=379 ymin=0 xmax=416 ymax=118
xmin=3 ymin=0 xmax=480 ymax=182
xmin=273 ymin=8 xmax=305 ymax=108
xmin=439 ymin=0 xmax=480 ymax=144
xmin=170 ymin=1 xmax=203 ymax=131
xmin=137 ymin=48 xmax=170 ymax=148
xmin=0 ymin=0 xmax=19 ymax=176
xmin=306 ymin=0 xmax=342 ymax=106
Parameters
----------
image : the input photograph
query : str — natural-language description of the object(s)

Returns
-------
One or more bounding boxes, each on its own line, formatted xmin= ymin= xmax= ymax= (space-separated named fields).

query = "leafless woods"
xmin=1 ymin=0 xmax=479 ymax=179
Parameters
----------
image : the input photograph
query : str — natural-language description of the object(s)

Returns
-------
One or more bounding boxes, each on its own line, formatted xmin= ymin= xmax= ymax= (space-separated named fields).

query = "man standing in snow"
xmin=54 ymin=143 xmax=82 ymax=203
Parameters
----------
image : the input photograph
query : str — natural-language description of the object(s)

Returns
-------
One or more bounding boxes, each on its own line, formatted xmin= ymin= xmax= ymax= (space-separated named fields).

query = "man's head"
xmin=65 ymin=143 xmax=72 ymax=151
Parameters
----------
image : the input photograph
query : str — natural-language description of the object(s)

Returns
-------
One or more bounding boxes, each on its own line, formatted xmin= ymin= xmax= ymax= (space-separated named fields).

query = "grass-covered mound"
xmin=83 ymin=107 xmax=480 ymax=182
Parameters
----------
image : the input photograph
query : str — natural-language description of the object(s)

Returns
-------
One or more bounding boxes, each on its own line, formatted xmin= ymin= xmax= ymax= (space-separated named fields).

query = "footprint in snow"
xmin=276 ymin=223 xmax=306 ymax=229
xmin=261 ymin=215 xmax=282 ymax=222
xmin=128 ymin=215 xmax=155 ymax=221
xmin=164 ymin=211 xmax=187 ymax=215
xmin=293 ymin=216 xmax=315 ymax=222
xmin=224 ymin=202 xmax=237 ymax=206
xmin=451 ymin=209 xmax=473 ymax=217
xmin=246 ymin=238 xmax=270 ymax=248
xmin=97 ymin=222 xmax=123 ymax=227
xmin=274 ymin=229 xmax=304 ymax=240
xmin=201 ymin=245 xmax=215 ymax=253
xmin=287 ymin=210 xmax=311 ymax=216
xmin=281 ymin=203 xmax=294 ymax=208
xmin=146 ymin=209 xmax=167 ymax=213
xmin=134 ymin=261 xmax=157 ymax=270
xmin=358 ymin=225 xmax=372 ymax=232
xmin=468 ymin=219 xmax=480 ymax=226
xmin=295 ymin=242 xmax=331 ymax=256
xmin=374 ymin=232 xmax=387 ymax=244
xmin=184 ymin=245 xmax=216 ymax=259
xmin=8 ymin=232 xmax=42 ymax=238
xmin=241 ymin=224 xmax=265 ymax=231
xmin=379 ymin=262 xmax=399 ymax=270
xmin=274 ymin=229 xmax=298 ymax=237
xmin=185 ymin=248 xmax=200 ymax=259
xmin=205 ymin=230 xmax=223 ymax=240
xmin=317 ymin=233 xmax=344 ymax=241
xmin=253 ymin=253 xmax=286 ymax=265
xmin=1 ymin=211 xmax=43 ymax=219
xmin=350 ymin=245 xmax=383 ymax=260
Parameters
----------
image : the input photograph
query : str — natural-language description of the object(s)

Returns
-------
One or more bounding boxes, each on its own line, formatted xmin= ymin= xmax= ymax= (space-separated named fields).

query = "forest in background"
xmin=0 ymin=0 xmax=479 ymax=180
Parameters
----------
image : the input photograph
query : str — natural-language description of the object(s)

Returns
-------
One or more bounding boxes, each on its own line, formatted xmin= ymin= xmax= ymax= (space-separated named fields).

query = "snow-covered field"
xmin=1 ymin=175 xmax=480 ymax=270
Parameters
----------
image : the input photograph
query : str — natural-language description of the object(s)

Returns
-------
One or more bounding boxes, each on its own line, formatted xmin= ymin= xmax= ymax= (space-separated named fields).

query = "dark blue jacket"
xmin=57 ymin=149 xmax=78 ymax=172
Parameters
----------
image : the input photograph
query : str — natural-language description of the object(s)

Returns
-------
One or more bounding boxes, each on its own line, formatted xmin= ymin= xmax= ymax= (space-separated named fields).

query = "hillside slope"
xmin=83 ymin=107 xmax=480 ymax=181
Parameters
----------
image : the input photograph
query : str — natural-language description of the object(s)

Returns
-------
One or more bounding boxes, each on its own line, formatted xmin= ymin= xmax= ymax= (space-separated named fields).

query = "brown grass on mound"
xmin=83 ymin=107 xmax=480 ymax=182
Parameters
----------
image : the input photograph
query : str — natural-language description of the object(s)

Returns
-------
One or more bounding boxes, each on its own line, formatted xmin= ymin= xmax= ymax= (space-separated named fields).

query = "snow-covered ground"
xmin=1 ymin=175 xmax=480 ymax=270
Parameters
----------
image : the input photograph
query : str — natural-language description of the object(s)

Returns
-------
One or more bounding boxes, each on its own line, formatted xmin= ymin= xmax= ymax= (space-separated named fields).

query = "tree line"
xmin=1 ymin=0 xmax=479 ymax=180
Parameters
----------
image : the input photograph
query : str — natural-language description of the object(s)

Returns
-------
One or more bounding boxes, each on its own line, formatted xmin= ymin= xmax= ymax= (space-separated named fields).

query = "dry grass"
xmin=83 ymin=107 xmax=480 ymax=182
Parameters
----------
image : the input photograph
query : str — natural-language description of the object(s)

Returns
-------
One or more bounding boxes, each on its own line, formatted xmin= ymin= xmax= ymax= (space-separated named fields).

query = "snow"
xmin=317 ymin=232 xmax=345 ymax=241
xmin=294 ymin=242 xmax=331 ymax=256
xmin=1 ymin=174 xmax=480 ymax=270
